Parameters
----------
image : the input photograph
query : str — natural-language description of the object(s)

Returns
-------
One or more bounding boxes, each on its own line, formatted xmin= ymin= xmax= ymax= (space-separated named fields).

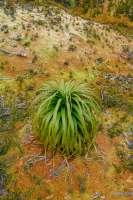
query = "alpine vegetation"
xmin=33 ymin=80 xmax=100 ymax=155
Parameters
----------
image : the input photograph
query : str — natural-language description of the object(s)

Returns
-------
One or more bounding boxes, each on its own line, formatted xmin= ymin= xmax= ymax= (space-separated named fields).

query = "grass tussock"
xmin=33 ymin=80 xmax=100 ymax=155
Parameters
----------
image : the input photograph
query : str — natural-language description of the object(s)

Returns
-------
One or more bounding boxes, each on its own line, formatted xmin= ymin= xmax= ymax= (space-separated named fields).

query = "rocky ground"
xmin=0 ymin=3 xmax=133 ymax=200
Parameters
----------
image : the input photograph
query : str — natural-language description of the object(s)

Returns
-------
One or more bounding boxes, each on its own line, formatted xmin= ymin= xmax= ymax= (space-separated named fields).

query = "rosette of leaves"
xmin=33 ymin=80 xmax=100 ymax=155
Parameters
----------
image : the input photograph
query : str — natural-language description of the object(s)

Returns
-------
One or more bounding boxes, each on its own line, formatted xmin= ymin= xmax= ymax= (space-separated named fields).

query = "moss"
xmin=0 ymin=133 xmax=11 ymax=156
xmin=108 ymin=126 xmax=122 ymax=138
xmin=123 ymin=159 xmax=133 ymax=172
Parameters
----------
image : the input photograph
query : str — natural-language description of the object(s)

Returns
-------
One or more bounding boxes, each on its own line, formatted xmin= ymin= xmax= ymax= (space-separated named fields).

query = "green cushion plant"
xmin=33 ymin=80 xmax=100 ymax=155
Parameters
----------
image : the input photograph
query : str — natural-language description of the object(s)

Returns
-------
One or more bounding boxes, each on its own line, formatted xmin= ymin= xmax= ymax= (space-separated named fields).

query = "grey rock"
xmin=127 ymin=51 xmax=133 ymax=60
xmin=16 ymin=50 xmax=27 ymax=57
xmin=126 ymin=140 xmax=133 ymax=150
xmin=0 ymin=48 xmax=13 ymax=56
xmin=0 ymin=0 xmax=5 ymax=7
xmin=92 ymin=192 xmax=101 ymax=199
xmin=0 ymin=76 xmax=12 ymax=80
xmin=24 ymin=3 xmax=33 ymax=11
xmin=123 ymin=131 xmax=133 ymax=149
xmin=104 ymin=73 xmax=133 ymax=84
xmin=0 ymin=183 xmax=7 ymax=196
xmin=12 ymin=33 xmax=22 ymax=41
